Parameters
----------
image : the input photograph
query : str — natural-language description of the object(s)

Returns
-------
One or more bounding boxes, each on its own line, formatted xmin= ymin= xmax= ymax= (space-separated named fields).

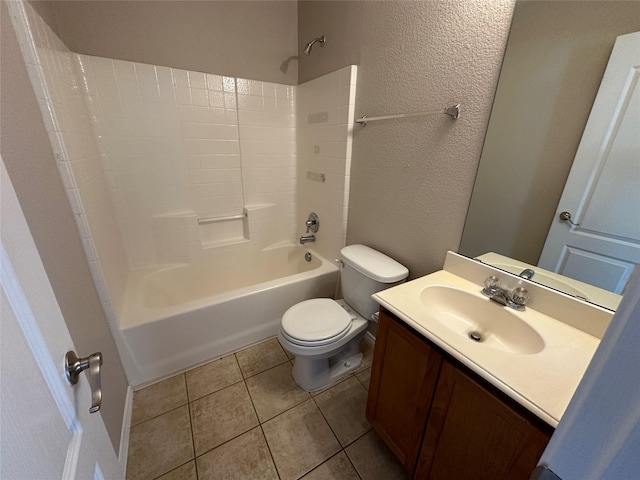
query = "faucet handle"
xmin=511 ymin=287 xmax=530 ymax=308
xmin=305 ymin=213 xmax=319 ymax=233
xmin=482 ymin=276 xmax=500 ymax=295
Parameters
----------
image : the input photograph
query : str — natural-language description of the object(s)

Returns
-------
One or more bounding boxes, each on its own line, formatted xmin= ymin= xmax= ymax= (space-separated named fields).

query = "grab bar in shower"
xmin=197 ymin=211 xmax=247 ymax=225
xmin=355 ymin=104 xmax=460 ymax=126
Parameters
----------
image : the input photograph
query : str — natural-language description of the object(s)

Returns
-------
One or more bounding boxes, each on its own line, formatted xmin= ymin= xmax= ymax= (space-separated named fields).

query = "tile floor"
xmin=126 ymin=337 xmax=410 ymax=480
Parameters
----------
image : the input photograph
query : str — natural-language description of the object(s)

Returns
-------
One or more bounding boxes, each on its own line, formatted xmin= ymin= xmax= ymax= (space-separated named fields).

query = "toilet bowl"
xmin=278 ymin=244 xmax=408 ymax=392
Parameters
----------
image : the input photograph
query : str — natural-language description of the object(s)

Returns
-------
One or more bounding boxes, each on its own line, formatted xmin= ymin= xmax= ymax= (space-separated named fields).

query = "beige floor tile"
xmin=197 ymin=427 xmax=278 ymax=480
xmin=356 ymin=367 xmax=372 ymax=390
xmin=185 ymin=354 xmax=242 ymax=401
xmin=126 ymin=405 xmax=193 ymax=480
xmin=300 ymin=451 xmax=360 ymax=480
xmin=236 ymin=337 xmax=289 ymax=378
xmin=156 ymin=461 xmax=197 ymax=480
xmin=314 ymin=376 xmax=371 ymax=447
xmin=262 ymin=399 xmax=341 ymax=480
xmin=310 ymin=374 xmax=353 ymax=398
xmin=190 ymin=381 xmax=259 ymax=455
xmin=245 ymin=362 xmax=310 ymax=422
xmin=131 ymin=374 xmax=188 ymax=426
xmin=345 ymin=430 xmax=410 ymax=480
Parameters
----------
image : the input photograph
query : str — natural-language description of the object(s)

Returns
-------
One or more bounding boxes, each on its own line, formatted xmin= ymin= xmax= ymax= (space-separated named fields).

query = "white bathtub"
xmin=119 ymin=245 xmax=338 ymax=386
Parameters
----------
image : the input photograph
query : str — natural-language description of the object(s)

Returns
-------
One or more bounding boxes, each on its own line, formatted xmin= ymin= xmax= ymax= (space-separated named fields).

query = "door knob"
xmin=65 ymin=351 xmax=103 ymax=413
xmin=559 ymin=211 xmax=580 ymax=226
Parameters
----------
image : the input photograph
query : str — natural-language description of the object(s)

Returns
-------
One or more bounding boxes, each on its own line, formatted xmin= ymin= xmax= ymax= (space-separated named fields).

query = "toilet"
xmin=278 ymin=244 xmax=408 ymax=391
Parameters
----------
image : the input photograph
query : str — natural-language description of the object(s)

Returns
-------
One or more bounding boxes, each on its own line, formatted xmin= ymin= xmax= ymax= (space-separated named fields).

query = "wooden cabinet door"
xmin=366 ymin=309 xmax=443 ymax=473
xmin=415 ymin=360 xmax=552 ymax=480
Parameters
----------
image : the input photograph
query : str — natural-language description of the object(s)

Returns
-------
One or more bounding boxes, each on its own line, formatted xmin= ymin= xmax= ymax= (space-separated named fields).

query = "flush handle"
xmin=65 ymin=351 xmax=103 ymax=413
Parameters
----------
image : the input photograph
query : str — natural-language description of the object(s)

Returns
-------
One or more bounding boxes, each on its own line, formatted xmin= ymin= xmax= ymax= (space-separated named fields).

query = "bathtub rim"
xmin=119 ymin=246 xmax=337 ymax=330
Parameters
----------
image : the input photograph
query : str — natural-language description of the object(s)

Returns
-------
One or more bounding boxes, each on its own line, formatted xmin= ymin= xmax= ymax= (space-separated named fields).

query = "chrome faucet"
xmin=305 ymin=213 xmax=319 ymax=233
xmin=300 ymin=234 xmax=316 ymax=244
xmin=519 ymin=268 xmax=535 ymax=280
xmin=300 ymin=213 xmax=319 ymax=244
xmin=481 ymin=276 xmax=529 ymax=311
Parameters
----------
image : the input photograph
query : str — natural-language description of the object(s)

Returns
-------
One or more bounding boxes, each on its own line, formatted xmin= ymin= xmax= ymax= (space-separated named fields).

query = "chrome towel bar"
xmin=355 ymin=104 xmax=460 ymax=126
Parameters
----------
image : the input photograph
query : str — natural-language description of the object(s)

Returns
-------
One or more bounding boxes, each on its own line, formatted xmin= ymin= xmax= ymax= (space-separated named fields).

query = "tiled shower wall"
xmin=11 ymin=2 xmax=130 ymax=324
xmin=13 ymin=0 xmax=356 ymax=343
xmin=297 ymin=66 xmax=357 ymax=263
xmin=238 ymin=79 xmax=297 ymax=248
xmin=77 ymin=55 xmax=298 ymax=268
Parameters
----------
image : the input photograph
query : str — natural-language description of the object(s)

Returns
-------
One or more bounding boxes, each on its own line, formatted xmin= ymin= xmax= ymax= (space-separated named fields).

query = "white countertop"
xmin=373 ymin=270 xmax=601 ymax=428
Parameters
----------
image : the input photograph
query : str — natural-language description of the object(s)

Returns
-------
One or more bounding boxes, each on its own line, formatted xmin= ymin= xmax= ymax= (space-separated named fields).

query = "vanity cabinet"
xmin=367 ymin=308 xmax=553 ymax=479
xmin=365 ymin=307 xmax=443 ymax=472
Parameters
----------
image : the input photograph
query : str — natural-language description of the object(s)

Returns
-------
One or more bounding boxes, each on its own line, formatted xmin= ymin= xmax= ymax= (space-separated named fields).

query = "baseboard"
xmin=118 ymin=385 xmax=134 ymax=470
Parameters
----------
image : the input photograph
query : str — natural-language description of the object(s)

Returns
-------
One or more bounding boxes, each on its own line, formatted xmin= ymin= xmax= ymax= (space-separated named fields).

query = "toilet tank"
xmin=340 ymin=245 xmax=409 ymax=320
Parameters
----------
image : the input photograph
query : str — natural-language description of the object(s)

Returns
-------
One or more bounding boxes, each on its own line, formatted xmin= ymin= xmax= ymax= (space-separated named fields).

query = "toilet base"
xmin=291 ymin=332 xmax=366 ymax=392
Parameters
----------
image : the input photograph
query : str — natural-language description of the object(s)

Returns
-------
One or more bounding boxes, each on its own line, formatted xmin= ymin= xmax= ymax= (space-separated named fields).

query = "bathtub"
xmin=119 ymin=245 xmax=338 ymax=386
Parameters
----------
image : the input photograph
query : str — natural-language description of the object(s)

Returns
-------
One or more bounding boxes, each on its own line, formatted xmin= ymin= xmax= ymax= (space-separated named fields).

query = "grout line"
xmin=186 ymin=399 xmax=198 ymax=478
xmin=131 ymin=338 xmax=377 ymax=479
xmin=310 ymin=373 xmax=353 ymax=398
xmin=238 ymin=356 xmax=291 ymax=381
xmin=353 ymin=368 xmax=371 ymax=391
xmin=244 ymin=376 xmax=263 ymax=434
xmin=341 ymin=428 xmax=377 ymax=480
xmin=259 ymin=423 xmax=282 ymax=479
xmin=189 ymin=372 xmax=280 ymax=478
xmin=344 ymin=446 xmax=364 ymax=480
xmin=188 ymin=377 xmax=245 ymax=404
xmin=295 ymin=450 xmax=345 ymax=479
xmin=150 ymin=459 xmax=193 ymax=480
xmin=130 ymin=401 xmax=188 ymax=429
xmin=193 ymin=423 xmax=260 ymax=461
xmin=310 ymin=394 xmax=343 ymax=448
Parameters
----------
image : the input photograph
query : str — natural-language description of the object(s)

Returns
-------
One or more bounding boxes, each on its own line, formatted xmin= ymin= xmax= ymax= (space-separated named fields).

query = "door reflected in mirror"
xmin=459 ymin=0 xmax=640 ymax=310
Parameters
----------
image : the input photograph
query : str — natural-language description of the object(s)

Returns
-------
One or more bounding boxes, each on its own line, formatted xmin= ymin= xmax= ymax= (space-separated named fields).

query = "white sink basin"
xmin=420 ymin=285 xmax=545 ymax=355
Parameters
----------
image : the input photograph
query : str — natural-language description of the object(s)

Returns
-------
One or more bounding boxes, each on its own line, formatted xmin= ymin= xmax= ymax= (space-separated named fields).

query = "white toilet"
xmin=278 ymin=244 xmax=408 ymax=391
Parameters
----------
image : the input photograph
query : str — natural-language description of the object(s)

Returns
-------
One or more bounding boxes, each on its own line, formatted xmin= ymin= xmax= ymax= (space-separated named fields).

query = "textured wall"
xmin=45 ymin=1 xmax=299 ymax=85
xmin=460 ymin=1 xmax=640 ymax=265
xmin=298 ymin=1 xmax=515 ymax=278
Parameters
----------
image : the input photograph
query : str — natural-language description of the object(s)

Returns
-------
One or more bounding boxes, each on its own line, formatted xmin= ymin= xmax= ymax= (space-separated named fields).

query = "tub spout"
xmin=300 ymin=234 xmax=315 ymax=244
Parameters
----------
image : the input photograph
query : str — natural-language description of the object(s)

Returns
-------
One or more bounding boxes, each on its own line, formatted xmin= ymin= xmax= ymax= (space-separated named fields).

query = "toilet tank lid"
xmin=340 ymin=245 xmax=409 ymax=283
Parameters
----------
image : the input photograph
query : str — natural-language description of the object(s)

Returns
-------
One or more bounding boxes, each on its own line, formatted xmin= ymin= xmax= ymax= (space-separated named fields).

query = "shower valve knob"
xmin=305 ymin=213 xmax=319 ymax=233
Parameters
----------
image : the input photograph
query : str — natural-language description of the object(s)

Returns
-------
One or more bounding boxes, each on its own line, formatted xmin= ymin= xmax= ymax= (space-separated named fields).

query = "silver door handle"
xmin=65 ymin=351 xmax=103 ymax=413
xmin=559 ymin=211 xmax=580 ymax=226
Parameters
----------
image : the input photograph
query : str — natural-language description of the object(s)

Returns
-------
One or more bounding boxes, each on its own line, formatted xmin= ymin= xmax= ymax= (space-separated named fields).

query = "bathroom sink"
xmin=420 ymin=286 xmax=545 ymax=355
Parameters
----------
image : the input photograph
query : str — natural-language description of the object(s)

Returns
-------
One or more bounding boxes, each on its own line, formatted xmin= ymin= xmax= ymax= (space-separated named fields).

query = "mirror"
xmin=459 ymin=0 xmax=640 ymax=311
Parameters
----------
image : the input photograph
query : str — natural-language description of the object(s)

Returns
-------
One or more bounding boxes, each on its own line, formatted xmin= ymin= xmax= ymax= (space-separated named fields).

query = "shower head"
xmin=303 ymin=35 xmax=325 ymax=56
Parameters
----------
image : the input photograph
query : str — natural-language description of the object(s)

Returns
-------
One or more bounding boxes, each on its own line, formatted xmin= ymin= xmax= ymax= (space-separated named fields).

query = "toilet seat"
xmin=281 ymin=298 xmax=354 ymax=347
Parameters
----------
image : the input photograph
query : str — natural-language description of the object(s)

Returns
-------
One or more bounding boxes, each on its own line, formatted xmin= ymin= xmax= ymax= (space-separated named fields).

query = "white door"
xmin=0 ymin=158 xmax=124 ymax=479
xmin=539 ymin=31 xmax=640 ymax=294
